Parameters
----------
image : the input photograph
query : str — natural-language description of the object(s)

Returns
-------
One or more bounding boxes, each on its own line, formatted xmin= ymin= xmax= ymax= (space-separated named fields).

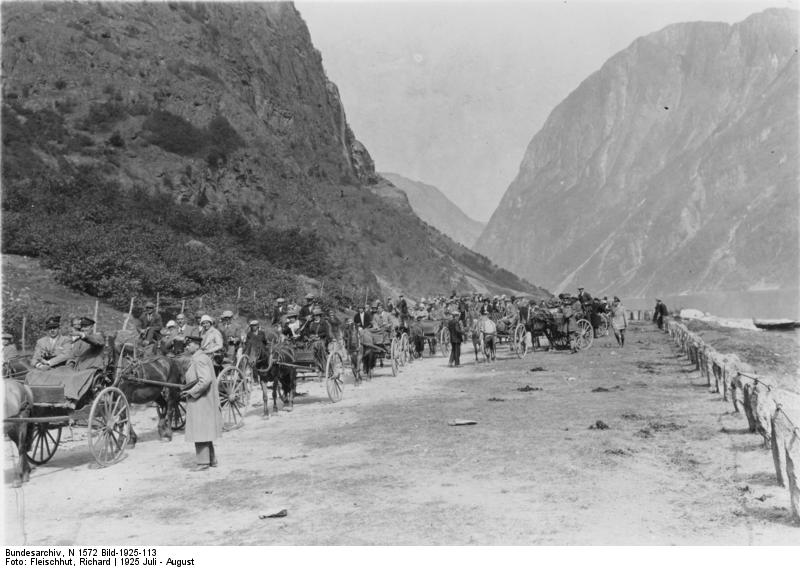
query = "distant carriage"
xmin=528 ymin=300 xmax=594 ymax=352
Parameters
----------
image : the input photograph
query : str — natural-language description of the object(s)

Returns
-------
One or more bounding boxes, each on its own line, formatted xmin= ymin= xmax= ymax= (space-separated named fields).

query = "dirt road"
xmin=3 ymin=322 xmax=798 ymax=545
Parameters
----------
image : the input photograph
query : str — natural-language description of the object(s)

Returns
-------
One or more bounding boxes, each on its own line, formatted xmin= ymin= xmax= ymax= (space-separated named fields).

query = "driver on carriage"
xmin=244 ymin=319 xmax=270 ymax=365
xmin=44 ymin=317 xmax=106 ymax=371
xmin=3 ymin=332 xmax=18 ymax=360
xmin=217 ymin=310 xmax=244 ymax=361
xmin=300 ymin=308 xmax=331 ymax=371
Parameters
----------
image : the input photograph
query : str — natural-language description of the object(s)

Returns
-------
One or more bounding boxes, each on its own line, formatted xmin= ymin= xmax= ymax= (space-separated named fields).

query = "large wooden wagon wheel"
xmin=88 ymin=386 xmax=131 ymax=466
xmin=168 ymin=399 xmax=187 ymax=431
xmin=440 ymin=326 xmax=451 ymax=356
xmin=574 ymin=319 xmax=594 ymax=351
xmin=399 ymin=333 xmax=410 ymax=366
xmin=325 ymin=351 xmax=344 ymax=403
xmin=514 ymin=323 xmax=528 ymax=359
xmin=26 ymin=422 xmax=62 ymax=465
xmin=218 ymin=366 xmax=246 ymax=431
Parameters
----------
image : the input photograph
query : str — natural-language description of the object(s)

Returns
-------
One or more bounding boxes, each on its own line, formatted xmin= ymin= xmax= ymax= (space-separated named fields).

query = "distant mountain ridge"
xmin=476 ymin=8 xmax=799 ymax=299
xmin=380 ymin=172 xmax=485 ymax=248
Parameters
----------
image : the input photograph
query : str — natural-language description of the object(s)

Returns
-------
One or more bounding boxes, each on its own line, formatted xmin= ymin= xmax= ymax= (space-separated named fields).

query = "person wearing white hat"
xmin=198 ymin=314 xmax=224 ymax=363
xmin=2 ymin=332 xmax=18 ymax=360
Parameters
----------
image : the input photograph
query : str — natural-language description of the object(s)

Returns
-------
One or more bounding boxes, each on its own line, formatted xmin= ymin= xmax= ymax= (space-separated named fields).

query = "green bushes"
xmin=78 ymin=101 xmax=128 ymax=132
xmin=0 ymin=167 xmax=310 ymax=314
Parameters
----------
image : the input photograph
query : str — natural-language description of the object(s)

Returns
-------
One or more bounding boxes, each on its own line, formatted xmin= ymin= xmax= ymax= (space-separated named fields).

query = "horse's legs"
xmin=156 ymin=398 xmax=173 ymax=441
xmin=284 ymin=372 xmax=295 ymax=412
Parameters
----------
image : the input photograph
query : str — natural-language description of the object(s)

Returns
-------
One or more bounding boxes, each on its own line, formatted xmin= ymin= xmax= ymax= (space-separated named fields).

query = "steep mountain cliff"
xmin=475 ymin=8 xmax=799 ymax=298
xmin=1 ymin=1 xmax=537 ymax=301
xmin=380 ymin=173 xmax=485 ymax=249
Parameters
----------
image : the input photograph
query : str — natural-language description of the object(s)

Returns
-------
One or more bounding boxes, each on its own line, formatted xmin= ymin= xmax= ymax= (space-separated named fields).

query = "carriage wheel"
xmin=237 ymin=355 xmax=255 ymax=397
xmin=440 ymin=327 xmax=451 ymax=356
xmin=26 ymin=423 xmax=62 ymax=465
xmin=597 ymin=315 xmax=609 ymax=337
xmin=169 ymin=399 xmax=187 ymax=431
xmin=574 ymin=319 xmax=594 ymax=351
xmin=325 ymin=352 xmax=344 ymax=403
xmin=390 ymin=341 xmax=399 ymax=377
xmin=218 ymin=366 xmax=246 ymax=431
xmin=88 ymin=386 xmax=131 ymax=466
xmin=399 ymin=333 xmax=410 ymax=366
xmin=514 ymin=324 xmax=528 ymax=359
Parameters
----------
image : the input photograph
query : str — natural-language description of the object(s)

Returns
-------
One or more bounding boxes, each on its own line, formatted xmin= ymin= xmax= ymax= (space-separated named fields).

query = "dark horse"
xmin=115 ymin=347 xmax=184 ymax=445
xmin=255 ymin=339 xmax=297 ymax=418
xmin=4 ymin=379 xmax=34 ymax=487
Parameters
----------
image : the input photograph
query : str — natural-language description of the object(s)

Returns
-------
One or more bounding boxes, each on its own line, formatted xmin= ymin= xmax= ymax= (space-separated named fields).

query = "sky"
xmin=296 ymin=0 xmax=796 ymax=222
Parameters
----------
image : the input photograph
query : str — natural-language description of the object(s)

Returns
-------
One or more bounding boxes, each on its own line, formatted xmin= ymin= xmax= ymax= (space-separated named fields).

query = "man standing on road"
xmin=653 ymin=299 xmax=668 ymax=331
xmin=181 ymin=335 xmax=222 ymax=472
xmin=446 ymin=310 xmax=464 ymax=367
xmin=610 ymin=296 xmax=628 ymax=347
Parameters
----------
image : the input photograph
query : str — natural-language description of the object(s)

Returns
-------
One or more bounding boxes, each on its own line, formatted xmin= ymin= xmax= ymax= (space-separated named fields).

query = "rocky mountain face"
xmin=1 ymin=1 xmax=537 ymax=299
xmin=380 ymin=173 xmax=485 ymax=249
xmin=475 ymin=8 xmax=799 ymax=299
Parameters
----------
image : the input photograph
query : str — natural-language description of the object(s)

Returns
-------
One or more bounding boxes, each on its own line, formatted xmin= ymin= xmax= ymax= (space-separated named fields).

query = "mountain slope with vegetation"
xmin=1 ymin=1 xmax=542 ymax=324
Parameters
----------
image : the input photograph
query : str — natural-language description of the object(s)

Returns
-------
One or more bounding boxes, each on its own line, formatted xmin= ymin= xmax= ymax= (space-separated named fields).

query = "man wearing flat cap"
xmin=46 ymin=317 xmax=106 ymax=371
xmin=138 ymin=301 xmax=163 ymax=346
xmin=181 ymin=334 xmax=222 ymax=471
xmin=31 ymin=316 xmax=71 ymax=369
xmin=243 ymin=320 xmax=269 ymax=366
xmin=2 ymin=332 xmax=18 ymax=360
xmin=271 ymin=298 xmax=287 ymax=326
xmin=218 ymin=310 xmax=243 ymax=361
xmin=299 ymin=293 xmax=315 ymax=322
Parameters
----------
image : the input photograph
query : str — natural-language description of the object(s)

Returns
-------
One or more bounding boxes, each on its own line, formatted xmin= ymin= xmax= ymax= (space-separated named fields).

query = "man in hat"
xmin=397 ymin=293 xmax=409 ymax=329
xmin=31 ymin=316 xmax=71 ymax=369
xmin=271 ymin=298 xmax=287 ymax=326
xmin=181 ymin=334 xmax=222 ymax=471
xmin=218 ymin=310 xmax=243 ymax=361
xmin=3 ymin=332 xmax=18 ymax=360
xmin=302 ymin=308 xmax=330 ymax=371
xmin=138 ymin=301 xmax=163 ymax=346
xmin=299 ymin=293 xmax=315 ymax=322
xmin=354 ymin=303 xmax=372 ymax=329
xmin=652 ymin=298 xmax=668 ymax=331
xmin=198 ymin=315 xmax=224 ymax=365
xmin=46 ymin=317 xmax=106 ymax=371
xmin=243 ymin=320 xmax=269 ymax=365
xmin=446 ymin=309 xmax=464 ymax=367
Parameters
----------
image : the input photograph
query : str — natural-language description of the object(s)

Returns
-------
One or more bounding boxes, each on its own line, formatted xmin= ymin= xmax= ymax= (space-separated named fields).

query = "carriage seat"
xmin=25 ymin=368 xmax=99 ymax=404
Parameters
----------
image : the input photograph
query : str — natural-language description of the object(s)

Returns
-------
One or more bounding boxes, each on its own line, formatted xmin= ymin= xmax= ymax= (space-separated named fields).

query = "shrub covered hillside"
xmin=1 ymin=1 xmax=543 ymax=333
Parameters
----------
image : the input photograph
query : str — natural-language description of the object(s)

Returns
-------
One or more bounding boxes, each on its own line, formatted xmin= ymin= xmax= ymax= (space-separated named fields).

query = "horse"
xmin=419 ymin=319 xmax=441 ymax=356
xmin=342 ymin=323 xmax=363 ymax=385
xmin=4 ymin=380 xmax=34 ymax=487
xmin=408 ymin=321 xmax=425 ymax=359
xmin=115 ymin=353 xmax=184 ymax=446
xmin=257 ymin=340 xmax=297 ymax=418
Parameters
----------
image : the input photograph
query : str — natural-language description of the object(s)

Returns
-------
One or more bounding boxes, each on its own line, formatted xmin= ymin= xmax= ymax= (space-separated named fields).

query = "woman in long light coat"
xmin=610 ymin=296 xmax=628 ymax=347
xmin=182 ymin=335 xmax=223 ymax=471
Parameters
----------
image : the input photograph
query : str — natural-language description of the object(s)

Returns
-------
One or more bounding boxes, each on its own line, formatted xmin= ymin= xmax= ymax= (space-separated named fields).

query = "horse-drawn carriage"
xmin=360 ymin=327 xmax=405 ymax=379
xmin=469 ymin=312 xmax=528 ymax=362
xmin=409 ymin=319 xmax=448 ymax=358
xmin=3 ymin=332 xmax=190 ymax=486
xmin=527 ymin=300 xmax=594 ymax=352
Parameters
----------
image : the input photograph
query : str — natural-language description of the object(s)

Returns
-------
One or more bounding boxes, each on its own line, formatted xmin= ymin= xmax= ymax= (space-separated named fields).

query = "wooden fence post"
xmin=155 ymin=292 xmax=160 ymax=313
xmin=21 ymin=314 xmax=27 ymax=352
xmin=93 ymin=300 xmax=99 ymax=333
xmin=122 ymin=297 xmax=134 ymax=330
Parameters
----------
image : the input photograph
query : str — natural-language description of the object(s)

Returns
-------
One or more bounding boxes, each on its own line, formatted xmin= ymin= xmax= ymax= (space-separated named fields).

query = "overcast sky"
xmin=296 ymin=0 xmax=795 ymax=222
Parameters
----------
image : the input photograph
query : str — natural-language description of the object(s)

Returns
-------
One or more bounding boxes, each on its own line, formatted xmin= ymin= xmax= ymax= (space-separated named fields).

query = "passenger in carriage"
xmin=198 ymin=314 xmax=224 ymax=365
xmin=270 ymin=298 xmax=287 ymax=325
xmin=283 ymin=311 xmax=302 ymax=340
xmin=397 ymin=294 xmax=410 ymax=328
xmin=299 ymin=293 xmax=315 ymax=322
xmin=217 ymin=310 xmax=244 ymax=360
xmin=353 ymin=303 xmax=372 ymax=329
xmin=3 ymin=332 xmax=18 ymax=360
xmin=138 ymin=301 xmax=163 ymax=346
xmin=31 ymin=316 xmax=71 ymax=369
xmin=175 ymin=313 xmax=195 ymax=338
xmin=301 ymin=308 xmax=330 ymax=342
xmin=159 ymin=320 xmax=178 ymax=355
xmin=45 ymin=317 xmax=105 ymax=371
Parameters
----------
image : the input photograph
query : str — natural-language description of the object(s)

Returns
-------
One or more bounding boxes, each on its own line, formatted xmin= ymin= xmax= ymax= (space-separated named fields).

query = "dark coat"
xmin=353 ymin=311 xmax=372 ymax=329
xmin=446 ymin=318 xmax=464 ymax=344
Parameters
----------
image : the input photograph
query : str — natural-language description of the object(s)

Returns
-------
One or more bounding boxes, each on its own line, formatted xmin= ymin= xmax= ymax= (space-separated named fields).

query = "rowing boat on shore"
xmin=752 ymin=318 xmax=800 ymax=330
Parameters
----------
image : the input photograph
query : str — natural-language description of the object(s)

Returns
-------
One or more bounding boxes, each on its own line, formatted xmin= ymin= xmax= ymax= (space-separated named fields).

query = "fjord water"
xmin=624 ymin=289 xmax=800 ymax=320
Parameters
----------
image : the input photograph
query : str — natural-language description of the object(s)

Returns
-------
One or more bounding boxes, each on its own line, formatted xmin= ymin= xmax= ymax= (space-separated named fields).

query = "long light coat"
xmin=611 ymin=303 xmax=628 ymax=330
xmin=184 ymin=350 xmax=222 ymax=443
